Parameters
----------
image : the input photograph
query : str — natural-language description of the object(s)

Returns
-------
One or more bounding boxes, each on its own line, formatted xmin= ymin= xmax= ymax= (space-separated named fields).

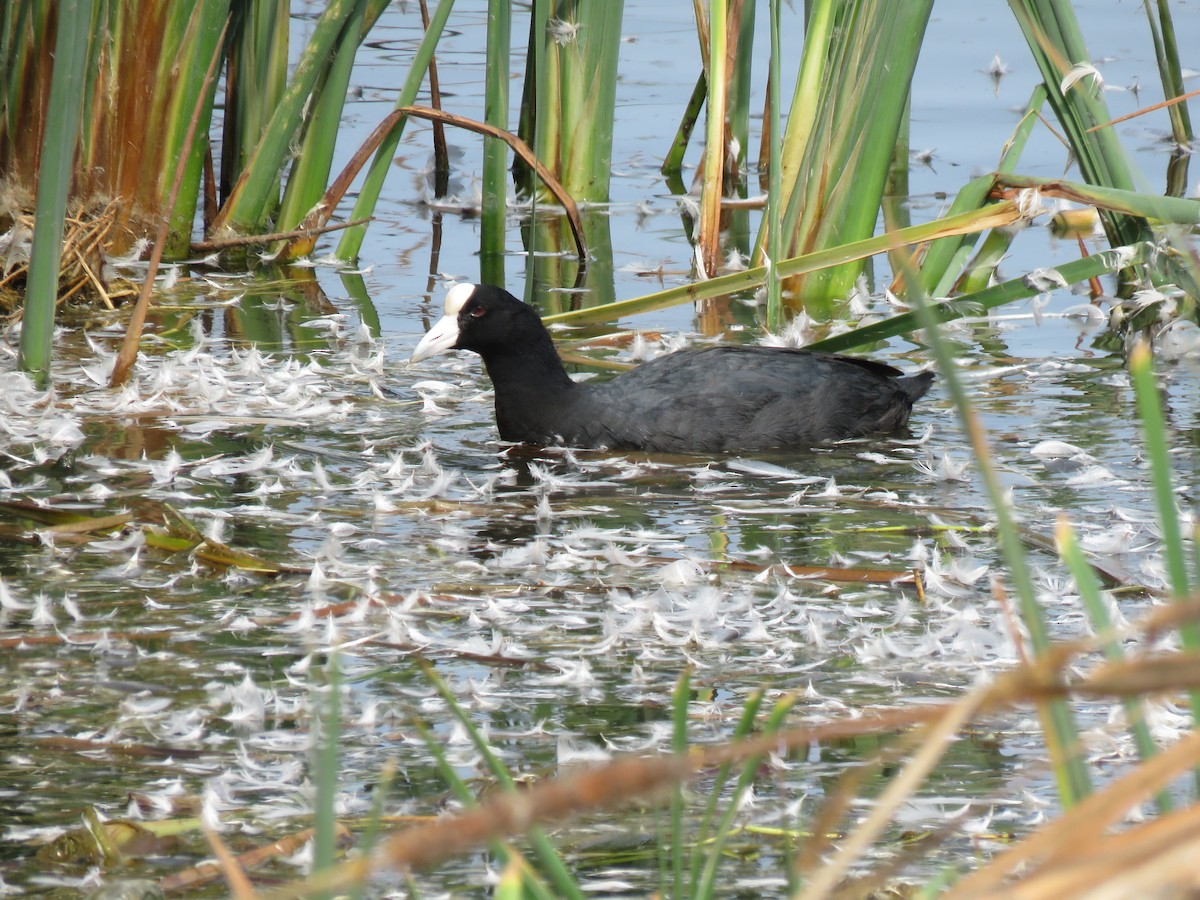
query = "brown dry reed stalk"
xmin=109 ymin=21 xmax=227 ymax=389
xmin=282 ymin=106 xmax=587 ymax=264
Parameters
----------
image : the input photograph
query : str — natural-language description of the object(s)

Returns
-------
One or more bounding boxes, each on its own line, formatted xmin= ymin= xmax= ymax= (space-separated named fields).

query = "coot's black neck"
xmin=477 ymin=332 xmax=581 ymax=444
xmin=478 ymin=331 xmax=576 ymax=393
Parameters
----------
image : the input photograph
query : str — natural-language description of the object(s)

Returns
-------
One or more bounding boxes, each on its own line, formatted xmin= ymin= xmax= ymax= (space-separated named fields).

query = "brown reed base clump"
xmin=0 ymin=192 xmax=142 ymax=315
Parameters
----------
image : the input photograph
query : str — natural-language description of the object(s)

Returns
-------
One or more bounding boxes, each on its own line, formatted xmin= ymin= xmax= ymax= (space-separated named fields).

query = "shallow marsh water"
xmin=3 ymin=1 xmax=1200 ymax=895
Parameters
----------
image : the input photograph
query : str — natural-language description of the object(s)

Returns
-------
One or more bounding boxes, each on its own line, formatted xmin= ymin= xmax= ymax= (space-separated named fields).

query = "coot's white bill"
xmin=410 ymin=282 xmax=476 ymax=364
xmin=410 ymin=314 xmax=459 ymax=363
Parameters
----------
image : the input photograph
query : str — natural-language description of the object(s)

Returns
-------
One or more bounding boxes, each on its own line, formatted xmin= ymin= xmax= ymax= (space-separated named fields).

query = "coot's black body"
xmin=411 ymin=284 xmax=933 ymax=453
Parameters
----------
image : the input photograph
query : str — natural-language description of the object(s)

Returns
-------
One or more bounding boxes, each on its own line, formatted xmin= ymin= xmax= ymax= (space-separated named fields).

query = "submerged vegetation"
xmin=1 ymin=0 xmax=1200 ymax=897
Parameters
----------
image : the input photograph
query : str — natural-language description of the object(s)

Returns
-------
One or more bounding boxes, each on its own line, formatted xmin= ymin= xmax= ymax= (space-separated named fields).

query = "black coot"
xmin=411 ymin=283 xmax=933 ymax=453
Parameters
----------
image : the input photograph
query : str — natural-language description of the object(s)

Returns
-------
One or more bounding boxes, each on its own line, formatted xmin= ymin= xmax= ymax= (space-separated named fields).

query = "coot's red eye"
xmin=469 ymin=306 xmax=487 ymax=318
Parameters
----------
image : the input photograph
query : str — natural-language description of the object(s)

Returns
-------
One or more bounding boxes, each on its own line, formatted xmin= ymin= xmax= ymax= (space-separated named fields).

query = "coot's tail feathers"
xmin=897 ymin=371 xmax=935 ymax=404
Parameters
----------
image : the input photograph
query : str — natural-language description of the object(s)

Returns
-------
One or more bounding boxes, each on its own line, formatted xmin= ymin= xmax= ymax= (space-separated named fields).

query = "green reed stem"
xmin=544 ymin=201 xmax=1023 ymax=327
xmin=350 ymin=760 xmax=395 ymax=900
xmin=956 ymin=228 xmax=1020 ymax=294
xmin=922 ymin=84 xmax=1047 ymax=297
xmin=662 ymin=71 xmax=706 ymax=184
xmin=481 ymin=0 xmax=511 ymax=283
xmin=336 ymin=0 xmax=456 ymax=260
xmin=695 ymin=695 xmax=796 ymax=900
xmin=765 ymin=0 xmax=783 ymax=331
xmin=689 ymin=688 xmax=765 ymax=888
xmin=997 ymin=173 xmax=1200 ymax=223
xmin=313 ymin=651 xmax=342 ymax=897
xmin=420 ymin=662 xmax=585 ymax=900
xmin=1144 ymin=0 xmax=1192 ymax=147
xmin=216 ymin=0 xmax=358 ymax=233
xmin=526 ymin=2 xmax=560 ymax=200
xmin=276 ymin=0 xmax=367 ymax=241
xmin=410 ymin=715 xmax=557 ymax=900
xmin=518 ymin=0 xmax=549 ymax=302
xmin=559 ymin=1 xmax=624 ymax=201
xmin=18 ymin=0 xmax=91 ymax=386
xmin=758 ymin=0 xmax=933 ymax=306
xmin=1130 ymin=343 xmax=1200 ymax=732
xmin=220 ymin=0 xmax=289 ymax=210
xmin=1007 ymin=0 xmax=1147 ymax=247
xmin=808 ymin=243 xmax=1145 ymax=354
xmin=146 ymin=4 xmax=229 ymax=256
xmin=753 ymin=0 xmax=833 ymax=268
xmin=905 ymin=260 xmax=1092 ymax=807
xmin=727 ymin=0 xmax=754 ymax=175
xmin=1056 ymin=518 xmax=1172 ymax=813
xmin=696 ymin=0 xmax=729 ymax=276
xmin=670 ymin=668 xmax=691 ymax=900
xmin=1130 ymin=341 xmax=1192 ymax=601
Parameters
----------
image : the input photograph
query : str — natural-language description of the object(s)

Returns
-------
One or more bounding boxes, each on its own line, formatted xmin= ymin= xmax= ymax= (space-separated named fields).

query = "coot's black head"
xmin=410 ymin=283 xmax=546 ymax=363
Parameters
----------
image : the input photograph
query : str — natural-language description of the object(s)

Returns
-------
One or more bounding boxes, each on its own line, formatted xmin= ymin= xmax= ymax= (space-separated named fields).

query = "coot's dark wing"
xmin=566 ymin=346 xmax=927 ymax=452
